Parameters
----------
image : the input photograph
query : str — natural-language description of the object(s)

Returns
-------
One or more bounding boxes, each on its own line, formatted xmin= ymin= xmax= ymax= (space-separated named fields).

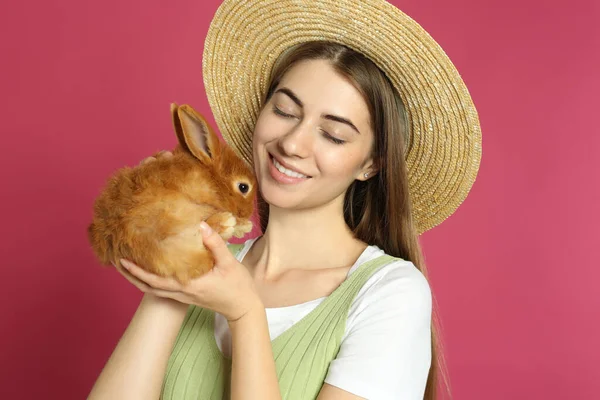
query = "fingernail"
xmin=120 ymin=259 xmax=130 ymax=269
xmin=200 ymin=221 xmax=213 ymax=235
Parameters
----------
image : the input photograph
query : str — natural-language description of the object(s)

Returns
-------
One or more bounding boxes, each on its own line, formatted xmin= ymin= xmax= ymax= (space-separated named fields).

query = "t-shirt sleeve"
xmin=324 ymin=261 xmax=433 ymax=400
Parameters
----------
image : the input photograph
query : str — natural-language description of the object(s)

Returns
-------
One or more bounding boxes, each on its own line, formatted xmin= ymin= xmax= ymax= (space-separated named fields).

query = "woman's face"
xmin=252 ymin=59 xmax=376 ymax=210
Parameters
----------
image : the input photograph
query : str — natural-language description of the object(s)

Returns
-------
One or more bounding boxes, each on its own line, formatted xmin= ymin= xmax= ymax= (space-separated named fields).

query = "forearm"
xmin=88 ymin=293 xmax=189 ymax=400
xmin=229 ymin=302 xmax=282 ymax=400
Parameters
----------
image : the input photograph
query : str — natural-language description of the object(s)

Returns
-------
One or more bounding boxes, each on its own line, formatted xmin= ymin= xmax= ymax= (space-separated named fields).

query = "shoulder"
xmin=324 ymin=248 xmax=432 ymax=399
xmin=346 ymin=249 xmax=432 ymax=330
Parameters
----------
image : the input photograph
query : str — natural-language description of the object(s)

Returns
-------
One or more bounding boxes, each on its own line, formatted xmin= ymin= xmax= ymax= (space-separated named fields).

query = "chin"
xmin=260 ymin=182 xmax=347 ymax=213
xmin=258 ymin=183 xmax=304 ymax=210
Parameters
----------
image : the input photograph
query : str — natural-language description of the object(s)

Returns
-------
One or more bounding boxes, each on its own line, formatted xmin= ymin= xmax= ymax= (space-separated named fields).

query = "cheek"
xmin=252 ymin=113 xmax=278 ymax=175
xmin=318 ymin=150 xmax=364 ymax=179
xmin=252 ymin=113 xmax=270 ymax=161
xmin=253 ymin=111 xmax=284 ymax=144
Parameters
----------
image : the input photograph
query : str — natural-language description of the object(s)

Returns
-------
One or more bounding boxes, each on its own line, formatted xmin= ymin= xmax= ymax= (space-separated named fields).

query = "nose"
xmin=277 ymin=121 xmax=314 ymax=159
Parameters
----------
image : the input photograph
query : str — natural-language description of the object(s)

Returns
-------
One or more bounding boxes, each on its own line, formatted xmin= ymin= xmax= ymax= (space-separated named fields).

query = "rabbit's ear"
xmin=170 ymin=103 xmax=221 ymax=163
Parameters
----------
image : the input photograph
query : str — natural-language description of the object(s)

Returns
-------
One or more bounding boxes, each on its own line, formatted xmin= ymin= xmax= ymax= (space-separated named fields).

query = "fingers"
xmin=119 ymin=259 xmax=183 ymax=292
xmin=140 ymin=156 xmax=156 ymax=165
xmin=139 ymin=150 xmax=173 ymax=166
xmin=112 ymin=259 xmax=186 ymax=302
xmin=113 ymin=260 xmax=154 ymax=292
xmin=158 ymin=150 xmax=173 ymax=159
xmin=200 ymin=221 xmax=234 ymax=264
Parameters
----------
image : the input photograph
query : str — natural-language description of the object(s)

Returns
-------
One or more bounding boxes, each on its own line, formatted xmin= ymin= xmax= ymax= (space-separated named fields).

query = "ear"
xmin=356 ymin=158 xmax=378 ymax=181
xmin=170 ymin=103 xmax=221 ymax=163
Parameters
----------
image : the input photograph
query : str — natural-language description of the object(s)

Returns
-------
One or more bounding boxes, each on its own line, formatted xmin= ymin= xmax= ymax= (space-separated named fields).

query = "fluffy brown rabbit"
xmin=87 ymin=103 xmax=257 ymax=283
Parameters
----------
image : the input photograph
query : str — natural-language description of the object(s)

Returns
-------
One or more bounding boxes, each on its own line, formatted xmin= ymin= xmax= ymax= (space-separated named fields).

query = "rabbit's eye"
xmin=238 ymin=183 xmax=249 ymax=194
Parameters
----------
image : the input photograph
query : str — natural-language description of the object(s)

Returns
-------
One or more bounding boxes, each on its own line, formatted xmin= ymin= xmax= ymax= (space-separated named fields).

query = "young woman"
xmin=88 ymin=1 xmax=481 ymax=399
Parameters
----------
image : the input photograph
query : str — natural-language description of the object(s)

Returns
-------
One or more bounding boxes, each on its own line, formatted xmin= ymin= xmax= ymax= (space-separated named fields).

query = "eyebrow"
xmin=274 ymin=87 xmax=362 ymax=134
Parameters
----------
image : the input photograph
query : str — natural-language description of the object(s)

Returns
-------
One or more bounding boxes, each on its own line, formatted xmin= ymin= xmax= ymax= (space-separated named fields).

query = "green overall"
xmin=160 ymin=243 xmax=397 ymax=399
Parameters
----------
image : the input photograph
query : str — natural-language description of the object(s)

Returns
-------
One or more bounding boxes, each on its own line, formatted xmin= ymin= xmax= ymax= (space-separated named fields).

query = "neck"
xmin=246 ymin=196 xmax=368 ymax=280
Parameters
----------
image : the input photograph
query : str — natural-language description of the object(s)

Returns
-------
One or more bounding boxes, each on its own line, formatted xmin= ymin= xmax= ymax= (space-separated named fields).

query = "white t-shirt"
xmin=215 ymin=237 xmax=432 ymax=399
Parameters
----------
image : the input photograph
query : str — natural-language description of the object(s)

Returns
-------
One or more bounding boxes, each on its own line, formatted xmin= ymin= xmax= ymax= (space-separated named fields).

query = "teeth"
xmin=272 ymin=157 xmax=308 ymax=178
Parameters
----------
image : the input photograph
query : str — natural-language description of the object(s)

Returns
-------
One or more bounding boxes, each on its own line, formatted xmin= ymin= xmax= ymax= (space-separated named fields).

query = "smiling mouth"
xmin=269 ymin=154 xmax=312 ymax=179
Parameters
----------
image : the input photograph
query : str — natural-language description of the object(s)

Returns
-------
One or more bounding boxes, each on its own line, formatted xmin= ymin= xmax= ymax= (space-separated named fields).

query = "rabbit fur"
xmin=87 ymin=103 xmax=257 ymax=283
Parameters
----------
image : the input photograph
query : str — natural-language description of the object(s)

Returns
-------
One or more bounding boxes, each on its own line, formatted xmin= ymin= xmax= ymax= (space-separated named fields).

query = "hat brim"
xmin=202 ymin=0 xmax=482 ymax=235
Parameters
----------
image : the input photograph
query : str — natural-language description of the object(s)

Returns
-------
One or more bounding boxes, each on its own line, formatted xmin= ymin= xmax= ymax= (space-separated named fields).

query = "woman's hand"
xmin=139 ymin=150 xmax=173 ymax=165
xmin=115 ymin=222 xmax=262 ymax=323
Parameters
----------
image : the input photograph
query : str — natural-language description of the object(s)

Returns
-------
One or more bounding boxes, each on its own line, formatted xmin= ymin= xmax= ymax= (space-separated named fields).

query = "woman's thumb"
xmin=200 ymin=221 xmax=232 ymax=262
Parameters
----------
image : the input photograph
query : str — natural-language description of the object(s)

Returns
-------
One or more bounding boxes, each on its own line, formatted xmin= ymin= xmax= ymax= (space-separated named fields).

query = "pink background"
xmin=1 ymin=0 xmax=598 ymax=398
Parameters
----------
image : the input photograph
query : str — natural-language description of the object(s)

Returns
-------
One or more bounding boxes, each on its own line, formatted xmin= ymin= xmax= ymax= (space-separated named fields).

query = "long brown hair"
xmin=255 ymin=41 xmax=451 ymax=400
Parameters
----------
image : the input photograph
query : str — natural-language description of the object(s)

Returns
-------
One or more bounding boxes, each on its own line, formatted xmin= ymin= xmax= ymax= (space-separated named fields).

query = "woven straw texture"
xmin=202 ymin=0 xmax=482 ymax=235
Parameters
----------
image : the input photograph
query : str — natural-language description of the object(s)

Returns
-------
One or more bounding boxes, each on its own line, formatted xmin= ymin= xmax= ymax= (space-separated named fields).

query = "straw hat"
xmin=202 ymin=0 xmax=482 ymax=235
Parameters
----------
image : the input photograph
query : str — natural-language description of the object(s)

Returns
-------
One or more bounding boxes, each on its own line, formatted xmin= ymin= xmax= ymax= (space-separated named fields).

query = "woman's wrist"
xmin=227 ymin=295 xmax=265 ymax=328
xmin=227 ymin=294 xmax=280 ymax=399
xmin=139 ymin=293 xmax=189 ymax=318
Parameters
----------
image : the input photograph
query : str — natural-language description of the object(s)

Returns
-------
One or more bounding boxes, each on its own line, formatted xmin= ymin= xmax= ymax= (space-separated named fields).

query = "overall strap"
xmin=226 ymin=242 xmax=245 ymax=257
xmin=272 ymin=253 xmax=399 ymax=399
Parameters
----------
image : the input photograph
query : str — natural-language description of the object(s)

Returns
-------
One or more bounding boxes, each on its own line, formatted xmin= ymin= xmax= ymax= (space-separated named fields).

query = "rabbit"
xmin=87 ymin=103 xmax=257 ymax=284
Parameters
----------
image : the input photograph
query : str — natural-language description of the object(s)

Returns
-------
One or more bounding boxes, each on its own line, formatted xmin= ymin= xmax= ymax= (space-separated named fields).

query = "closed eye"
xmin=272 ymin=106 xmax=346 ymax=145
xmin=321 ymin=130 xmax=345 ymax=145
xmin=272 ymin=106 xmax=294 ymax=118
